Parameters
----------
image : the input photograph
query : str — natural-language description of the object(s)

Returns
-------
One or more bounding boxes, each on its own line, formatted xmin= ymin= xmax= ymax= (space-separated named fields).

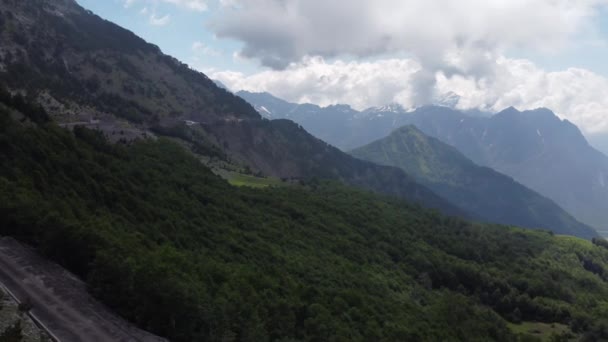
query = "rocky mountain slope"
xmin=0 ymin=0 xmax=460 ymax=216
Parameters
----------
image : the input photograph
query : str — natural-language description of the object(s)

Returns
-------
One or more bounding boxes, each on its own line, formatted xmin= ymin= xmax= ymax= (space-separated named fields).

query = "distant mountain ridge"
xmin=351 ymin=125 xmax=598 ymax=239
xmin=237 ymin=90 xmax=488 ymax=151
xmin=238 ymin=91 xmax=608 ymax=232
xmin=237 ymin=91 xmax=394 ymax=150
xmin=588 ymin=133 xmax=608 ymax=157
xmin=396 ymin=106 xmax=608 ymax=232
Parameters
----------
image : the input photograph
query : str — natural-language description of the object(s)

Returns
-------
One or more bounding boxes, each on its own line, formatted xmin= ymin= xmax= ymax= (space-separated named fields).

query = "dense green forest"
xmin=2 ymin=97 xmax=608 ymax=341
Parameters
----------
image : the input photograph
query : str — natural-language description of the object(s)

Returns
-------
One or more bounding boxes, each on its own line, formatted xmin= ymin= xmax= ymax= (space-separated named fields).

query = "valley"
xmin=241 ymin=92 xmax=608 ymax=238
xmin=1 ymin=0 xmax=608 ymax=341
xmin=350 ymin=125 xmax=597 ymax=239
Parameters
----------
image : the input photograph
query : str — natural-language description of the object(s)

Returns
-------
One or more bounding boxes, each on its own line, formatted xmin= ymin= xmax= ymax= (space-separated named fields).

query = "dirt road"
xmin=0 ymin=237 xmax=168 ymax=342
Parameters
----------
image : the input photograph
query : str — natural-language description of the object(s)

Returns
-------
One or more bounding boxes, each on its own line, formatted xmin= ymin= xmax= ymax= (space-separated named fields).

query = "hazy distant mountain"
xmin=589 ymin=133 xmax=608 ymax=157
xmin=391 ymin=106 xmax=608 ymax=233
xmin=240 ymin=91 xmax=608 ymax=233
xmin=237 ymin=91 xmax=490 ymax=151
xmin=237 ymin=91 xmax=403 ymax=149
xmin=351 ymin=125 xmax=598 ymax=239
xmin=232 ymin=91 xmax=298 ymax=119
xmin=213 ymin=79 xmax=229 ymax=90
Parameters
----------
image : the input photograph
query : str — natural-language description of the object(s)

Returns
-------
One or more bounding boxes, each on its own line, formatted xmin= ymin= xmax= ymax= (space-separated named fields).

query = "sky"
xmin=76 ymin=0 xmax=608 ymax=138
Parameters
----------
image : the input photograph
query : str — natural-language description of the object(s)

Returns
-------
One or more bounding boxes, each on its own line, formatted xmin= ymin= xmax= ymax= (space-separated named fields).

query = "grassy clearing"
xmin=508 ymin=322 xmax=575 ymax=341
xmin=224 ymin=172 xmax=284 ymax=188
xmin=201 ymin=156 xmax=284 ymax=188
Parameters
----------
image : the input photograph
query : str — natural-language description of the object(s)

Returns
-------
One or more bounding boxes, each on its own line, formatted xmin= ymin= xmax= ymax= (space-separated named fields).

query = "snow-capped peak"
xmin=433 ymin=91 xmax=461 ymax=109
xmin=365 ymin=103 xmax=406 ymax=114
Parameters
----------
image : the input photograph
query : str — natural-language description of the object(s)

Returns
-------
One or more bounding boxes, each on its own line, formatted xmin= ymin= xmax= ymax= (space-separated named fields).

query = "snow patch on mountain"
xmin=365 ymin=103 xmax=406 ymax=114
xmin=255 ymin=105 xmax=273 ymax=118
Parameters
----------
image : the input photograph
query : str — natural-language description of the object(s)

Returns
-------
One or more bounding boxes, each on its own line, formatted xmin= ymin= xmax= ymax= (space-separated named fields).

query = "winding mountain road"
xmin=0 ymin=237 xmax=167 ymax=342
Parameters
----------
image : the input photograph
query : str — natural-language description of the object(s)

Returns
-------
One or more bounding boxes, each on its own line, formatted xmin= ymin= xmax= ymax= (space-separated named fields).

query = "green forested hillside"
xmin=204 ymin=119 xmax=463 ymax=216
xmin=2 ymin=98 xmax=608 ymax=342
xmin=351 ymin=126 xmax=598 ymax=239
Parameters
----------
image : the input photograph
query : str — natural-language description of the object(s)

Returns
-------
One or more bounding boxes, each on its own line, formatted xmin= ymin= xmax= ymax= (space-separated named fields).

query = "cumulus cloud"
xmin=192 ymin=41 xmax=221 ymax=57
xmin=123 ymin=0 xmax=137 ymax=8
xmin=123 ymin=0 xmax=208 ymax=12
xmin=213 ymin=57 xmax=420 ymax=109
xmin=212 ymin=0 xmax=606 ymax=64
xmin=162 ymin=0 xmax=208 ymax=11
xmin=210 ymin=0 xmax=608 ymax=104
xmin=212 ymin=56 xmax=608 ymax=134
xmin=149 ymin=12 xmax=171 ymax=26
xmin=218 ymin=0 xmax=239 ymax=8
xmin=438 ymin=58 xmax=608 ymax=134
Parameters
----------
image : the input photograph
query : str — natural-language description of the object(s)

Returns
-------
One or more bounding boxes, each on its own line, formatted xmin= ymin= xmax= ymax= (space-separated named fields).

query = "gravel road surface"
xmin=0 ymin=237 xmax=168 ymax=342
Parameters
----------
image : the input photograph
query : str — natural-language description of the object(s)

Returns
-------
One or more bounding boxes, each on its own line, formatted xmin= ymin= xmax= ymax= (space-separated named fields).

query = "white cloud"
xmin=212 ymin=57 xmax=421 ymax=109
xmin=192 ymin=41 xmax=221 ymax=57
xmin=438 ymin=58 xmax=608 ymax=134
xmin=123 ymin=0 xmax=208 ymax=12
xmin=162 ymin=0 xmax=208 ymax=11
xmin=210 ymin=0 xmax=608 ymax=104
xmin=189 ymin=42 xmax=224 ymax=73
xmin=149 ymin=13 xmax=171 ymax=26
xmin=219 ymin=0 xmax=239 ymax=8
xmin=123 ymin=0 xmax=137 ymax=8
xmin=212 ymin=56 xmax=608 ymax=135
xmin=212 ymin=0 xmax=607 ymax=64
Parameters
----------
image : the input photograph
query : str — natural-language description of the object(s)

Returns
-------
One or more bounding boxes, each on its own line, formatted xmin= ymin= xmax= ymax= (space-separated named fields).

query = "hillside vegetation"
xmin=2 ymin=97 xmax=608 ymax=342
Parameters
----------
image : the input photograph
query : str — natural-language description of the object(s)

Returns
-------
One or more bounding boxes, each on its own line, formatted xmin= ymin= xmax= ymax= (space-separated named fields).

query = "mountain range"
xmin=351 ymin=125 xmax=598 ymax=238
xmin=0 ymin=0 xmax=460 ymax=216
xmin=3 ymin=0 xmax=595 ymax=234
xmin=396 ymin=106 xmax=608 ymax=234
xmin=3 ymin=0 xmax=608 ymax=341
xmin=239 ymin=91 xmax=608 ymax=234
